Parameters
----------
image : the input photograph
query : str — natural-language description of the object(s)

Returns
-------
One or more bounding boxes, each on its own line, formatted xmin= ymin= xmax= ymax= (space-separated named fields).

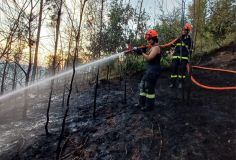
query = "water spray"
xmin=0 ymin=52 xmax=125 ymax=101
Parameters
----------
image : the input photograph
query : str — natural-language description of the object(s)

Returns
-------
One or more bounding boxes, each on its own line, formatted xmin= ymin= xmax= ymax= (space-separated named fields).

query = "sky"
xmin=129 ymin=0 xmax=192 ymax=26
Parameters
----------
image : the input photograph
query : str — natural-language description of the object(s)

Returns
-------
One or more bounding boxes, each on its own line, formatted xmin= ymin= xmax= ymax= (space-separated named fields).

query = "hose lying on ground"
xmin=192 ymin=65 xmax=236 ymax=74
xmin=187 ymin=64 xmax=236 ymax=91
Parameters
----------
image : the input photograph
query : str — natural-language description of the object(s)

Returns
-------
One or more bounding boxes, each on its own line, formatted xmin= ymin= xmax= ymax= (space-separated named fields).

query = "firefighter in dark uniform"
xmin=134 ymin=29 xmax=161 ymax=111
xmin=160 ymin=23 xmax=193 ymax=88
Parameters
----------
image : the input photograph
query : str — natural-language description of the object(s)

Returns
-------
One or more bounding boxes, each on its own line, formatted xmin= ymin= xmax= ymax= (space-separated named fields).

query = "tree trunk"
xmin=93 ymin=0 xmax=104 ymax=117
xmin=12 ymin=63 xmax=17 ymax=90
xmin=26 ymin=0 xmax=34 ymax=86
xmin=56 ymin=1 xmax=88 ymax=159
xmin=93 ymin=68 xmax=99 ymax=118
xmin=123 ymin=59 xmax=127 ymax=104
xmin=32 ymin=0 xmax=44 ymax=81
xmin=1 ymin=59 xmax=9 ymax=94
xmin=135 ymin=0 xmax=143 ymax=40
xmin=23 ymin=89 xmax=28 ymax=119
xmin=45 ymin=0 xmax=63 ymax=136
xmin=62 ymin=83 xmax=66 ymax=107
xmin=45 ymin=82 xmax=53 ymax=136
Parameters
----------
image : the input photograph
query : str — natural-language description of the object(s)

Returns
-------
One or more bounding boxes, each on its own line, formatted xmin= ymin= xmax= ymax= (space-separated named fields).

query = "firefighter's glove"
xmin=141 ymin=47 xmax=147 ymax=53
xmin=133 ymin=47 xmax=143 ymax=55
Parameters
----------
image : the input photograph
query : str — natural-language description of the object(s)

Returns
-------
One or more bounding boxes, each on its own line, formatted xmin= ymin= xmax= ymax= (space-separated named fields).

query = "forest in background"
xmin=0 ymin=0 xmax=235 ymax=94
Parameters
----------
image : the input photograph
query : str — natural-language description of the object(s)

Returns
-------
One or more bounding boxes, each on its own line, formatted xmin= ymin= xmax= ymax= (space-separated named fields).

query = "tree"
xmin=25 ymin=0 xmax=38 ymax=85
xmin=31 ymin=0 xmax=44 ymax=81
xmin=154 ymin=9 xmax=182 ymax=45
xmin=134 ymin=0 xmax=144 ymax=40
xmin=45 ymin=0 xmax=64 ymax=136
xmin=207 ymin=0 xmax=236 ymax=46
xmin=188 ymin=0 xmax=236 ymax=51
xmin=86 ymin=0 xmax=106 ymax=58
xmin=102 ymin=0 xmax=126 ymax=53
xmin=56 ymin=0 xmax=88 ymax=159
xmin=188 ymin=0 xmax=208 ymax=52
xmin=0 ymin=0 xmax=29 ymax=94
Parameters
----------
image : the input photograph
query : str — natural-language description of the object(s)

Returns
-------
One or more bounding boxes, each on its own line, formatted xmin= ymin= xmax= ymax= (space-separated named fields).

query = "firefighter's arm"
xmin=159 ymin=38 xmax=178 ymax=48
xmin=142 ymin=46 xmax=160 ymax=61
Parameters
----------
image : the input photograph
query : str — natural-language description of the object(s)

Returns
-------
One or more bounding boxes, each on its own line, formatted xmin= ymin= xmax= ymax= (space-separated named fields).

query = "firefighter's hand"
xmin=133 ymin=47 xmax=143 ymax=55
xmin=141 ymin=47 xmax=147 ymax=53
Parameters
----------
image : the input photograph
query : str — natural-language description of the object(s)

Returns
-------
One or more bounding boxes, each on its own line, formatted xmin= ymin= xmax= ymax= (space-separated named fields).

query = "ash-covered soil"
xmin=0 ymin=44 xmax=235 ymax=160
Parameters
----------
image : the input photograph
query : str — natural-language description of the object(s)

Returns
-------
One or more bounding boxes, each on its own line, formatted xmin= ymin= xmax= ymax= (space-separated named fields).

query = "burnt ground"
xmin=0 ymin=45 xmax=235 ymax=160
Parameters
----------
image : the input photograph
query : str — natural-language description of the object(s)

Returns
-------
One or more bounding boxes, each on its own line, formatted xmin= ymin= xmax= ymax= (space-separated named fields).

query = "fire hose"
xmin=187 ymin=64 xmax=236 ymax=91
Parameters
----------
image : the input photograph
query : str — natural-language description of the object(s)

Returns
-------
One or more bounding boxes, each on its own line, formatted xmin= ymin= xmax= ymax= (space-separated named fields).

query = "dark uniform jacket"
xmin=173 ymin=35 xmax=193 ymax=59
